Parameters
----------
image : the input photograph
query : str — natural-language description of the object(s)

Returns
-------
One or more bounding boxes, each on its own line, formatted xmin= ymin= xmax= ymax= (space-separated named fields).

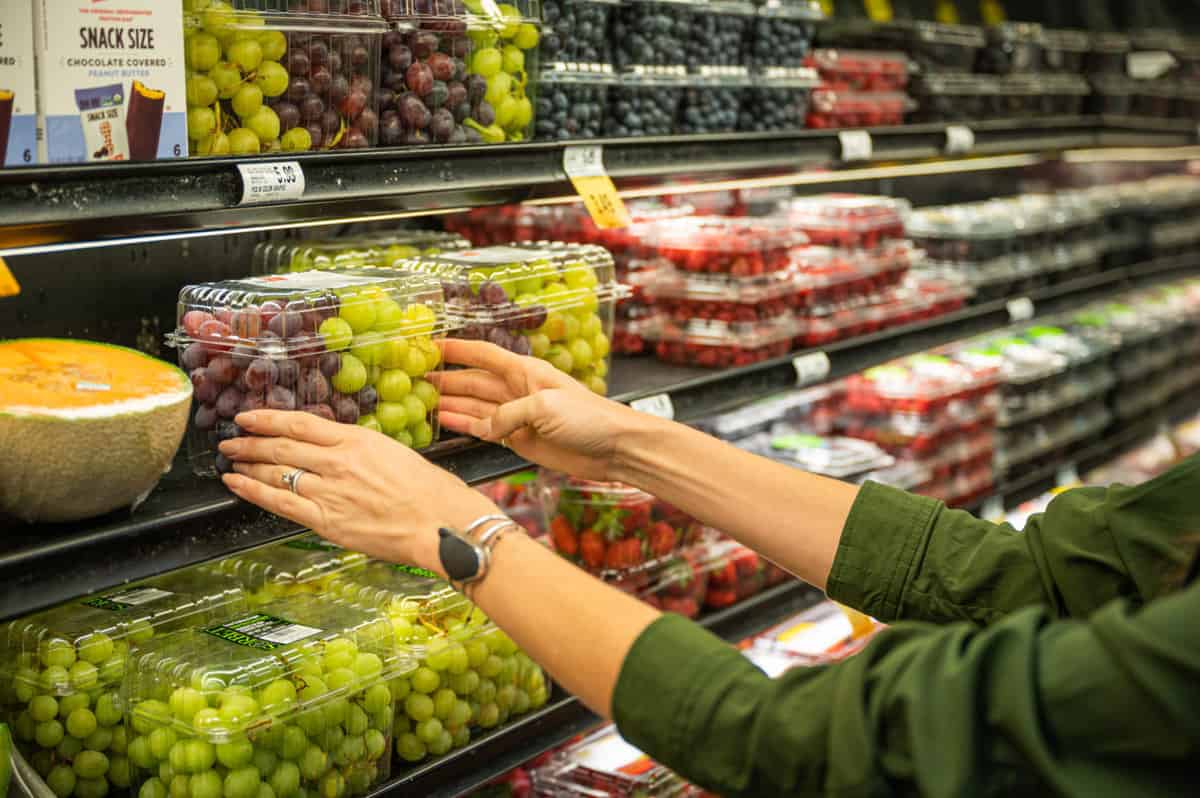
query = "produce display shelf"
xmin=0 ymin=118 xmax=1192 ymax=254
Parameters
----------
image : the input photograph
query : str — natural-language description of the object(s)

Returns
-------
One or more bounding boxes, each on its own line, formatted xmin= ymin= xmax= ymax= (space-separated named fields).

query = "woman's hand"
xmin=433 ymin=340 xmax=643 ymax=481
xmin=217 ymin=409 xmax=499 ymax=575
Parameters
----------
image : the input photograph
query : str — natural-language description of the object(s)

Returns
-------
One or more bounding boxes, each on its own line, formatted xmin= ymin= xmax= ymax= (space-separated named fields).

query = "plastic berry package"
xmin=804 ymin=49 xmax=909 ymax=92
xmin=535 ymin=69 xmax=612 ymax=140
xmin=694 ymin=382 xmax=845 ymax=441
xmin=746 ymin=600 xmax=884 ymax=668
xmin=168 ymin=269 xmax=449 ymax=475
xmin=907 ymin=73 xmax=998 ymax=123
xmin=686 ymin=2 xmax=756 ymax=71
xmin=807 ymin=88 xmax=913 ymax=128
xmin=976 ymin=22 xmax=1044 ymax=74
xmin=748 ymin=0 xmax=823 ymax=70
xmin=647 ymin=268 xmax=805 ymax=324
xmin=604 ymin=71 xmax=686 ymax=137
xmin=206 ymin=533 xmax=370 ymax=606
xmin=477 ymin=470 xmax=546 ymax=537
xmin=653 ymin=314 xmax=797 ymax=368
xmin=539 ymin=0 xmax=618 ymax=67
xmin=125 ymin=595 xmax=409 ymax=798
xmin=252 ymin=231 xmax=470 ymax=274
xmin=1 ymin=572 xmax=248 ymax=792
xmin=607 ymin=542 xmax=715 ymax=619
xmin=393 ymin=243 xmax=621 ymax=394
xmin=443 ymin=205 xmax=522 ymax=246
xmin=789 ymin=242 xmax=917 ymax=306
xmin=1087 ymin=32 xmax=1131 ymax=77
xmin=1040 ymin=28 xmax=1089 ymax=73
xmin=678 ymin=70 xmax=752 ymax=134
xmin=640 ymin=217 xmax=804 ymax=275
xmin=740 ymin=429 xmax=895 ymax=481
xmin=612 ymin=0 xmax=696 ymax=71
xmin=538 ymin=472 xmax=706 ymax=574
xmin=894 ymin=21 xmax=984 ymax=74
xmin=845 ymin=354 xmax=1000 ymax=416
xmin=613 ymin=302 xmax=663 ymax=356
xmin=184 ymin=2 xmax=386 ymax=156
xmin=738 ymin=67 xmax=819 ymax=132
xmin=778 ymin=194 xmax=909 ymax=250
xmin=531 ymin=726 xmax=705 ymax=797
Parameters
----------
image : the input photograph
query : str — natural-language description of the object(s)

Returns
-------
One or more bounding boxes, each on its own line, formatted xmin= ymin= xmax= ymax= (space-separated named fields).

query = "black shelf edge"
xmin=371 ymin=580 xmax=823 ymax=798
xmin=1 ymin=118 xmax=1190 ymax=253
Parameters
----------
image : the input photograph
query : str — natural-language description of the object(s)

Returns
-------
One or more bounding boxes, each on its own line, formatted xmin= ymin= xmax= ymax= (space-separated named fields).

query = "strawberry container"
xmin=125 ymin=595 xmax=408 ymax=798
xmin=607 ymin=543 xmax=714 ymax=619
xmin=653 ymin=314 xmax=797 ymax=368
xmin=639 ymin=217 xmax=805 ymax=276
xmin=738 ymin=67 xmax=820 ymax=132
xmin=393 ymin=243 xmax=620 ymax=395
xmin=206 ymin=533 xmax=370 ymax=606
xmin=319 ymin=560 xmax=549 ymax=763
xmin=804 ymin=49 xmax=909 ymax=92
xmin=539 ymin=0 xmax=618 ymax=67
xmin=1041 ymin=28 xmax=1090 ymax=72
xmin=168 ymin=270 xmax=450 ymax=475
xmin=837 ymin=389 xmax=998 ymax=456
xmin=777 ymin=195 xmax=909 ymax=250
xmin=700 ymin=538 xmax=781 ymax=608
xmin=184 ymin=3 xmax=386 ymax=156
xmin=748 ymin=0 xmax=823 ymax=70
xmin=2 ymin=572 xmax=248 ymax=795
xmin=253 ymin=232 xmax=470 ymax=274
xmin=537 ymin=472 xmax=705 ymax=575
xmin=845 ymin=353 xmax=1000 ymax=416
xmin=977 ymin=22 xmax=1044 ymax=74
xmin=531 ymin=726 xmax=703 ymax=797
xmin=806 ymin=88 xmax=914 ymax=128
xmin=535 ymin=69 xmax=613 ymax=140
xmin=604 ymin=70 xmax=687 ymax=137
xmin=647 ymin=268 xmax=807 ymax=323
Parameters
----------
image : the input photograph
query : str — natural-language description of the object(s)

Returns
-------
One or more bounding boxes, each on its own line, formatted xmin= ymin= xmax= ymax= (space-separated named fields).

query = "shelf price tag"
xmin=863 ymin=0 xmax=893 ymax=22
xmin=945 ymin=125 xmax=974 ymax=155
xmin=1006 ymin=296 xmax=1034 ymax=322
xmin=629 ymin=393 xmax=675 ymax=420
xmin=1056 ymin=462 xmax=1080 ymax=488
xmin=981 ymin=495 xmax=1005 ymax=521
xmin=563 ymin=145 xmax=631 ymax=230
xmin=838 ymin=130 xmax=873 ymax=162
xmin=237 ymin=161 xmax=305 ymax=205
xmin=793 ymin=351 xmax=831 ymax=386
xmin=0 ymin=256 xmax=19 ymax=298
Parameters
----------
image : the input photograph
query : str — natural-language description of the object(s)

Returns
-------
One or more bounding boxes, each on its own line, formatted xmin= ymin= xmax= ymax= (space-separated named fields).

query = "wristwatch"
xmin=437 ymin=528 xmax=487 ymax=585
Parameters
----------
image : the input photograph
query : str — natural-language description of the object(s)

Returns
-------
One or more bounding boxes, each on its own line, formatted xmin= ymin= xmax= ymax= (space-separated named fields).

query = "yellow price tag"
xmin=980 ymin=0 xmax=1005 ymax=24
xmin=935 ymin=0 xmax=959 ymax=24
xmin=818 ymin=0 xmax=834 ymax=17
xmin=563 ymin=146 xmax=630 ymax=230
xmin=863 ymin=0 xmax=893 ymax=22
xmin=0 ymin=257 xmax=19 ymax=298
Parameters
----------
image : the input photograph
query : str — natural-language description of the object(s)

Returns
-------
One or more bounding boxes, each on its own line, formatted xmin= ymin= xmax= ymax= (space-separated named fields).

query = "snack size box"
xmin=32 ymin=0 xmax=187 ymax=163
xmin=0 ymin=2 xmax=37 ymax=166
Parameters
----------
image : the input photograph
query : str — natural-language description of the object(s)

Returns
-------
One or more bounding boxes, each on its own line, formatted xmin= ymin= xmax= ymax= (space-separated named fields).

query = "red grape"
xmin=206 ymin=356 xmax=239 ymax=385
xmin=245 ymin=359 xmax=280 ymax=391
xmin=277 ymin=359 xmax=300 ymax=388
xmin=332 ymin=394 xmax=360 ymax=424
xmin=276 ymin=101 xmax=302 ymax=131
xmin=267 ymin=385 xmax=297 ymax=410
xmin=389 ymin=44 xmax=413 ymax=71
xmin=181 ymin=342 xmax=210 ymax=370
xmin=182 ymin=310 xmax=214 ymax=337
xmin=430 ymin=109 xmax=455 ymax=142
xmin=311 ymin=65 xmax=333 ymax=95
xmin=428 ymin=53 xmax=454 ymax=81
xmin=191 ymin=368 xmax=219 ymax=404
xmin=301 ymin=95 xmax=325 ymax=121
xmin=357 ymin=108 xmax=379 ymax=135
xmin=215 ymin=386 xmax=244 ymax=418
xmin=302 ymin=403 xmax=336 ymax=422
xmin=287 ymin=77 xmax=312 ymax=104
xmin=406 ymin=62 xmax=433 ymax=96
xmin=194 ymin=404 xmax=218 ymax=431
xmin=342 ymin=128 xmax=369 ymax=148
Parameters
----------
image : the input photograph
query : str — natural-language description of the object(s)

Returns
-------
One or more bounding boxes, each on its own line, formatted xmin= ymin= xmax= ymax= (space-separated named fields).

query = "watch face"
xmin=439 ymin=528 xmax=482 ymax=582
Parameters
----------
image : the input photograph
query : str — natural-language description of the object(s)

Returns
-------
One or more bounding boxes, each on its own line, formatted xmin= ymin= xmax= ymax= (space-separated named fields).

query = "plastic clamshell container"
xmin=695 ymin=383 xmax=843 ymax=441
xmin=604 ymin=70 xmax=687 ymax=137
xmin=613 ymin=302 xmax=662 ymax=356
xmin=253 ymin=232 xmax=470 ymax=274
xmin=2 ymin=572 xmax=248 ymax=791
xmin=897 ymin=21 xmax=984 ymax=73
xmin=740 ymin=429 xmax=894 ymax=479
xmin=532 ymin=726 xmax=702 ymax=797
xmin=845 ymin=354 xmax=999 ymax=415
xmin=686 ymin=1 xmax=756 ymax=71
xmin=640 ymin=217 xmax=805 ymax=275
xmin=539 ymin=0 xmax=619 ymax=68
xmin=535 ymin=68 xmax=614 ymax=140
xmin=125 ymin=595 xmax=407 ymax=798
xmin=169 ymin=270 xmax=449 ymax=472
xmin=1040 ymin=28 xmax=1090 ymax=73
xmin=747 ymin=600 xmax=883 ymax=668
xmin=739 ymin=67 xmax=820 ymax=132
xmin=393 ymin=243 xmax=619 ymax=394
xmin=808 ymin=90 xmax=914 ymax=130
xmin=796 ymin=277 xmax=971 ymax=348
xmin=183 ymin=3 xmax=387 ymax=156
xmin=749 ymin=0 xmax=822 ymax=70
xmin=908 ymin=73 xmax=999 ymax=123
xmin=977 ymin=22 xmax=1044 ymax=74
xmin=678 ymin=68 xmax=753 ymax=134
xmin=653 ymin=314 xmax=797 ymax=368
xmin=207 ymin=534 xmax=370 ymax=605
xmin=778 ymin=194 xmax=909 ymax=250
xmin=1087 ymin=32 xmax=1130 ymax=76
xmin=789 ymin=241 xmax=917 ymax=305
xmin=648 ymin=268 xmax=806 ymax=323
xmin=1088 ymin=75 xmax=1135 ymax=117
xmin=805 ymin=49 xmax=909 ymax=92
xmin=612 ymin=0 xmax=697 ymax=71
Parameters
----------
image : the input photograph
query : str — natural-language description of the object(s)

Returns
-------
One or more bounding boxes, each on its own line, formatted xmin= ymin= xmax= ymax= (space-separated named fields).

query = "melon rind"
xmin=0 ymin=340 xmax=192 ymax=523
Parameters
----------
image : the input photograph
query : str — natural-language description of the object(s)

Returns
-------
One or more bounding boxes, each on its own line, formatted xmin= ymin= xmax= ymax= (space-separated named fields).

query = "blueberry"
xmin=215 ymin=453 xmax=235 ymax=475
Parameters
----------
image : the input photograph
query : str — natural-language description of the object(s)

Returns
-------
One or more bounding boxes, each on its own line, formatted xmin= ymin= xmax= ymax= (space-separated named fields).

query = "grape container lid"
xmin=189 ymin=0 xmax=383 ymax=16
xmin=208 ymin=534 xmax=370 ymax=603
xmin=531 ymin=726 xmax=697 ymax=797
xmin=2 ymin=571 xmax=249 ymax=696
xmin=185 ymin=4 xmax=390 ymax=33
xmin=380 ymin=0 xmax=543 ymax=24
xmin=126 ymin=595 xmax=410 ymax=743
xmin=253 ymin=232 xmax=470 ymax=275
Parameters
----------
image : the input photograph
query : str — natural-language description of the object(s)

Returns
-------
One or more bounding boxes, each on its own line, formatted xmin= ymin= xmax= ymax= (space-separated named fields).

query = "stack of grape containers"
xmin=183 ymin=0 xmax=387 ymax=156
xmin=377 ymin=0 xmax=542 ymax=145
xmin=778 ymin=194 xmax=967 ymax=349
xmin=535 ymin=0 xmax=616 ymax=140
xmin=253 ymin=230 xmax=470 ymax=274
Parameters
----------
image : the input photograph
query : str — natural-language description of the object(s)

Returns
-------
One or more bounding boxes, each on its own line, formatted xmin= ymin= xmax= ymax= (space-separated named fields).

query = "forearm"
xmin=611 ymin=413 xmax=858 ymax=591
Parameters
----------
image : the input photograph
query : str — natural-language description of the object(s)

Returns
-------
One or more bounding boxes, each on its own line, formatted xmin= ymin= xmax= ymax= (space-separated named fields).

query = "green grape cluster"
xmin=287 ymin=243 xmax=454 ymax=274
xmin=6 ymin=630 xmax=141 ymax=798
xmin=463 ymin=3 xmax=540 ymax=143
xmin=127 ymin=635 xmax=392 ymax=798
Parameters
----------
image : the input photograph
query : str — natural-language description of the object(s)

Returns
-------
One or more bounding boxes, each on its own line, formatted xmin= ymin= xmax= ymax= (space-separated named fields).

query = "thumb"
xmin=470 ymin=393 xmax=544 ymax=442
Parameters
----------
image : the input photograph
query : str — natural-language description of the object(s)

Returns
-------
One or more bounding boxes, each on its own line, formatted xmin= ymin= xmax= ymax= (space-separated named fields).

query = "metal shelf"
xmin=0 ymin=117 xmax=1191 ymax=254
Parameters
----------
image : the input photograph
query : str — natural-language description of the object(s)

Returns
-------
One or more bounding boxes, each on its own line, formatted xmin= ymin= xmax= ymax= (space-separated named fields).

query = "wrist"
xmin=609 ymin=407 xmax=671 ymax=486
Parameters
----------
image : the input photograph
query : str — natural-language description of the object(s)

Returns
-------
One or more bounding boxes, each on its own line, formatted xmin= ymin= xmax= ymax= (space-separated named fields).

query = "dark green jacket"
xmin=613 ymin=455 xmax=1200 ymax=797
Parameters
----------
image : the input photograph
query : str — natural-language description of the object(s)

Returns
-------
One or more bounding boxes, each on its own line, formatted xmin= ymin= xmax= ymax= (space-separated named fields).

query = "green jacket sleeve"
xmin=827 ymin=454 xmax=1200 ymax=625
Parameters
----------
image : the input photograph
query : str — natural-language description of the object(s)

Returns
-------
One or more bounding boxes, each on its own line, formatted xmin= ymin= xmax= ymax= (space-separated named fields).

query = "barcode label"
xmin=83 ymin=587 xmax=174 ymax=612
xmin=237 ymin=161 xmax=306 ymax=205
xmin=793 ymin=352 xmax=831 ymax=386
xmin=945 ymin=125 xmax=975 ymax=154
xmin=204 ymin=613 xmax=323 ymax=650
xmin=838 ymin=130 xmax=872 ymax=162
xmin=1007 ymin=297 xmax=1034 ymax=322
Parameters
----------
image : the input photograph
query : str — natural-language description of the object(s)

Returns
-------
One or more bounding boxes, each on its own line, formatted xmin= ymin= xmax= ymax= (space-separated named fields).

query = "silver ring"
xmin=500 ymin=437 xmax=511 ymax=449
xmin=282 ymin=468 xmax=307 ymax=495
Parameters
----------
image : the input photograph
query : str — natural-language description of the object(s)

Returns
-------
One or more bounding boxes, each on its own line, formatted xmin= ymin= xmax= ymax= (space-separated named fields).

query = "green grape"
xmin=280 ymin=127 xmax=312 ymax=153
xmin=14 ymin=711 xmax=35 ymax=742
xmin=500 ymin=44 xmax=524 ymax=73
xmin=445 ymin=645 xmax=469 ymax=676
xmin=510 ymin=96 xmax=532 ymax=131
xmin=495 ymin=684 xmax=517 ymax=714
xmin=410 ymin=380 xmax=439 ymax=413
xmin=494 ymin=96 xmax=517 ymax=130
xmin=73 ymin=750 xmax=109 ymax=779
xmin=376 ymin=370 xmax=411 ymax=402
xmin=192 ymin=708 xmax=222 ymax=734
xmin=446 ymin=700 xmax=471 ymax=731
xmin=361 ymin=685 xmax=389 ymax=716
xmin=448 ymin=671 xmax=479 ymax=697
xmin=513 ymin=22 xmax=539 ymax=49
xmin=95 ymin=693 xmax=122 ymax=727
xmin=187 ymin=74 xmax=219 ymax=108
xmin=321 ymin=727 xmax=343 ymax=756
xmin=110 ymin=727 xmax=128 ymax=755
xmin=451 ymin=725 xmax=470 ymax=750
xmin=160 ymin=762 xmax=175 ymax=784
xmin=321 ymin=698 xmax=348 ymax=729
xmin=414 ymin=718 xmax=442 ymax=746
xmin=133 ymin=700 xmax=171 ymax=735
xmin=471 ymin=48 xmax=502 ymax=78
xmin=431 ymin=689 xmax=456 ymax=721
xmin=345 ymin=769 xmax=371 ymax=797
xmin=42 ymin=665 xmax=71 ymax=693
xmin=318 ymin=771 xmax=344 ymax=798
xmin=184 ymin=739 xmax=216 ymax=773
xmin=108 ymin=755 xmax=132 ymax=788
xmin=392 ymin=714 xmax=410 ymax=736
xmin=224 ymin=767 xmax=261 ymax=798
xmin=331 ymin=356 xmax=367 ymax=396
xmin=370 ymin=706 xmax=390 ymax=733
xmin=299 ymin=746 xmax=328 ymax=782
xmin=254 ymin=61 xmax=289 ymax=98
xmin=409 ymin=420 xmax=434 ymax=450
xmin=269 ymin=762 xmax=300 ymax=798
xmin=403 ymin=692 xmax=434 ymax=723
xmin=216 ymin=738 xmax=253 ymax=769
xmin=333 ymin=735 xmax=363 ymax=766
xmin=191 ymin=771 xmax=223 ymax=798
xmin=219 ymin=694 xmax=260 ymax=727
xmin=31 ymin=694 xmax=59 ymax=722
xmin=477 ymin=702 xmax=500 ymax=729
xmin=363 ymin=730 xmax=385 ymax=761
xmin=59 ymin=692 xmax=91 ymax=718
xmin=464 ymin=641 xmax=488 ymax=670
xmin=388 ymin=677 xmax=411 ymax=703
xmin=484 ymin=73 xmax=513 ymax=108
xmin=257 ymin=784 xmax=277 ymax=798
xmin=351 ymin=653 xmax=382 ymax=681
xmin=428 ymin=730 xmax=453 ymax=757
xmin=529 ymin=685 xmax=548 ymax=709
xmin=42 ymin=639 xmax=77 ymax=668
xmin=258 ymin=30 xmax=287 ymax=61
xmin=98 ymin=654 xmax=126 ymax=686
xmin=410 ymin=667 xmax=439 ymax=695
xmin=253 ymin=748 xmax=278 ymax=779
xmin=186 ymin=32 xmax=222 ymax=71
xmin=149 ymin=727 xmax=178 ymax=760
xmin=228 ymin=128 xmax=261 ymax=156
xmin=208 ymin=62 xmax=242 ymax=100
xmin=127 ymin=736 xmax=155 ymax=770
xmin=343 ymin=705 xmax=368 ymax=736
xmin=245 ymin=106 xmax=281 ymax=143
xmin=77 ymin=633 xmax=115 ymax=665
xmin=14 ymin=667 xmax=39 ymax=702
xmin=227 ymin=39 xmax=264 ymax=72
xmin=169 ymin=741 xmax=188 ymax=773
xmin=169 ymin=688 xmax=206 ymax=724
xmin=36 ymin=719 xmax=65 ymax=748
xmin=279 ymin=726 xmax=307 ymax=761
xmin=170 ymin=775 xmax=190 ymax=798
xmin=394 ymin=734 xmax=425 ymax=763
xmin=187 ymin=107 xmax=217 ymax=141
xmin=31 ymin=750 xmax=55 ymax=778
xmin=473 ymin=679 xmax=496 ymax=705
xmin=141 ymin=777 xmax=169 ymax=798
xmin=57 ymin=736 xmax=84 ymax=760
xmin=231 ymin=84 xmax=263 ymax=120
xmin=296 ymin=708 xmax=325 ymax=739
xmin=85 ymin=727 xmax=114 ymax=752
xmin=47 ymin=764 xmax=77 ymax=798
xmin=480 ymin=655 xmax=502 ymax=679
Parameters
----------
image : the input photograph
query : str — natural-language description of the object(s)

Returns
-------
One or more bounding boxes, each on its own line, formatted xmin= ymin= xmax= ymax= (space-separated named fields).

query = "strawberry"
xmin=706 ymin=587 xmax=739 ymax=608
xmin=579 ymin=531 xmax=606 ymax=570
xmin=604 ymin=542 xmax=627 ymax=570
xmin=733 ymin=548 xmax=761 ymax=578
xmin=710 ymin=559 xmax=738 ymax=587
xmin=618 ymin=498 xmax=651 ymax=534
xmin=549 ymin=515 xmax=578 ymax=557
xmin=622 ymin=537 xmax=646 ymax=567
xmin=648 ymin=521 xmax=677 ymax=557
xmin=662 ymin=596 xmax=700 ymax=618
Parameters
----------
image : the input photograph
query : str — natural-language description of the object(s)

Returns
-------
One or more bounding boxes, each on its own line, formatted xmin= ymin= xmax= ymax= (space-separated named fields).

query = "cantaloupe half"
xmin=0 ymin=339 xmax=192 ymax=523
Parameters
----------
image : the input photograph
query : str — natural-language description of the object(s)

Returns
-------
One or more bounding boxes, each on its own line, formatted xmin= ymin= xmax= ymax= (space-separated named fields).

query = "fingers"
xmin=222 ymin=473 xmax=325 ymax=531
xmin=438 ymin=411 xmax=480 ymax=436
xmin=233 ymin=410 xmax=349 ymax=447
xmin=232 ymin=462 xmax=326 ymax=499
xmin=438 ymin=340 xmax=520 ymax=375
xmin=438 ymin=395 xmax=500 ymax=421
xmin=219 ymin=435 xmax=338 ymax=476
xmin=472 ymin=394 xmax=544 ymax=442
xmin=428 ymin=369 xmax=513 ymax=404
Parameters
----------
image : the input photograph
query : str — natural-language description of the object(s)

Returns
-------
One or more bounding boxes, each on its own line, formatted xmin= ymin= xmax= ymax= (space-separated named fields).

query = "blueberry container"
xmin=1088 ymin=74 xmax=1135 ymax=116
xmin=604 ymin=70 xmax=686 ymax=136
xmin=977 ymin=22 xmax=1044 ymax=74
xmin=1040 ymin=28 xmax=1089 ymax=73
xmin=1131 ymin=80 xmax=1176 ymax=119
xmin=678 ymin=69 xmax=753 ymax=134
xmin=908 ymin=72 xmax=996 ymax=122
xmin=539 ymin=0 xmax=618 ymax=67
xmin=738 ymin=67 xmax=819 ymax=132
xmin=534 ymin=69 xmax=613 ymax=140
xmin=1086 ymin=32 xmax=1131 ymax=76
xmin=1033 ymin=74 xmax=1090 ymax=116
xmin=612 ymin=0 xmax=696 ymax=71
xmin=749 ymin=0 xmax=823 ymax=70
xmin=184 ymin=2 xmax=387 ymax=156
xmin=686 ymin=1 xmax=757 ymax=72
xmin=253 ymin=232 xmax=470 ymax=274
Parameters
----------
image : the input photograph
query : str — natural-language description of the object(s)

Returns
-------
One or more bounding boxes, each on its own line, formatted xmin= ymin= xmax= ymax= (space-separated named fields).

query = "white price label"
xmin=981 ymin=495 xmax=1005 ymax=521
xmin=1006 ymin=297 xmax=1034 ymax=322
xmin=1056 ymin=463 xmax=1080 ymax=487
xmin=793 ymin=351 xmax=831 ymax=386
xmin=237 ymin=161 xmax=306 ymax=205
xmin=945 ymin=125 xmax=975 ymax=154
xmin=838 ymin=130 xmax=873 ymax=162
xmin=629 ymin=393 xmax=674 ymax=420
xmin=563 ymin=145 xmax=607 ymax=179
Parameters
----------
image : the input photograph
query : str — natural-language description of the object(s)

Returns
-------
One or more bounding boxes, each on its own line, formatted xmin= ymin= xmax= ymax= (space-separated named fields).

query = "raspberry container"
xmin=2 ymin=571 xmax=248 ymax=795
xmin=320 ymin=560 xmax=549 ymax=763
xmin=1041 ymin=28 xmax=1090 ymax=73
xmin=678 ymin=69 xmax=753 ymax=134
xmin=640 ymin=217 xmax=804 ymax=275
xmin=253 ymin=232 xmax=470 ymax=275
xmin=604 ymin=70 xmax=686 ymax=137
xmin=393 ymin=243 xmax=619 ymax=394
xmin=125 ymin=596 xmax=408 ymax=798
xmin=183 ymin=2 xmax=387 ymax=156
xmin=809 ymin=88 xmax=911 ymax=129
xmin=377 ymin=1 xmax=543 ymax=145
xmin=538 ymin=471 xmax=705 ymax=575
xmin=686 ymin=2 xmax=756 ymax=71
xmin=738 ymin=67 xmax=820 ymax=132
xmin=531 ymin=727 xmax=702 ymax=798
xmin=206 ymin=534 xmax=370 ymax=606
xmin=653 ymin=314 xmax=797 ymax=368
xmin=805 ymin=49 xmax=909 ymax=92
xmin=535 ymin=69 xmax=613 ymax=140
xmin=778 ymin=195 xmax=909 ymax=250
xmin=977 ymin=22 xmax=1044 ymax=74
xmin=539 ymin=0 xmax=618 ymax=67
xmin=845 ymin=354 xmax=1000 ymax=416
xmin=749 ymin=0 xmax=823 ymax=70
xmin=790 ymin=240 xmax=918 ymax=306
xmin=169 ymin=270 xmax=449 ymax=474
xmin=647 ymin=268 xmax=806 ymax=323
xmin=612 ymin=0 xmax=696 ymax=71
xmin=613 ymin=303 xmax=663 ymax=356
